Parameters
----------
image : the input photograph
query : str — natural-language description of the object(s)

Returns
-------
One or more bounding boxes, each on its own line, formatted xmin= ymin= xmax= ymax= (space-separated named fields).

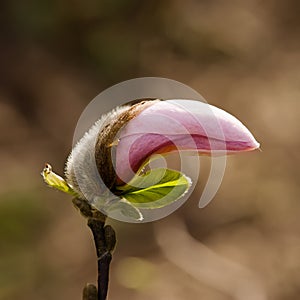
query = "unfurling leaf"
xmin=116 ymin=168 xmax=192 ymax=209
xmin=105 ymin=198 xmax=144 ymax=221
xmin=42 ymin=163 xmax=78 ymax=197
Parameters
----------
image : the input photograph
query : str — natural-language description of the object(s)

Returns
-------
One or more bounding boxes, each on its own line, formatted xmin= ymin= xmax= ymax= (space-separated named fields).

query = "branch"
xmin=72 ymin=198 xmax=116 ymax=300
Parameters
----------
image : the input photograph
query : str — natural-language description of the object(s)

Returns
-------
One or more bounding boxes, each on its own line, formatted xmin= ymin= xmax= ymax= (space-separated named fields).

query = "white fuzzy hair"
xmin=65 ymin=105 xmax=130 ymax=201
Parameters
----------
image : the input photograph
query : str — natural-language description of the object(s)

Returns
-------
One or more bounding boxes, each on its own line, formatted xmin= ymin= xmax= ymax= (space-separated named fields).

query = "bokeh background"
xmin=1 ymin=0 xmax=299 ymax=299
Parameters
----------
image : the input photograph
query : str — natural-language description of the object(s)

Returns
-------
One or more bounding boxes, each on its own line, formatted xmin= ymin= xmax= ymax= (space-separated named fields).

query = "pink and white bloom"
xmin=115 ymin=99 xmax=259 ymax=184
xmin=66 ymin=99 xmax=259 ymax=201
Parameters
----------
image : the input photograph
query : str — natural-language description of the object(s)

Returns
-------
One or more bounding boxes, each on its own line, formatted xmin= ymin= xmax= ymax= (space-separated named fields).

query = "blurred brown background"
xmin=0 ymin=0 xmax=299 ymax=299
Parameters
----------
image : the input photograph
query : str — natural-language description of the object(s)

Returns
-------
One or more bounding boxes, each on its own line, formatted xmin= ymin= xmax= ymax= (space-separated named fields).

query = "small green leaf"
xmin=41 ymin=164 xmax=78 ymax=197
xmin=116 ymin=168 xmax=192 ymax=209
xmin=105 ymin=198 xmax=144 ymax=221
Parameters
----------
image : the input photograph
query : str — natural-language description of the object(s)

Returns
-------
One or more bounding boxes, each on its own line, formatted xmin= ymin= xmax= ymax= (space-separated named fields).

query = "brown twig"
xmin=72 ymin=198 xmax=116 ymax=300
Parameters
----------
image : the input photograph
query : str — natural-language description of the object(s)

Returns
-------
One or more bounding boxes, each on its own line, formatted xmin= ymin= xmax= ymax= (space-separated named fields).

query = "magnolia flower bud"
xmin=65 ymin=99 xmax=259 ymax=215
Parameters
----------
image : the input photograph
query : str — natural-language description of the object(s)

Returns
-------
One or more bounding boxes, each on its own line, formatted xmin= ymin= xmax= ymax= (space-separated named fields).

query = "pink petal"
xmin=115 ymin=100 xmax=259 ymax=184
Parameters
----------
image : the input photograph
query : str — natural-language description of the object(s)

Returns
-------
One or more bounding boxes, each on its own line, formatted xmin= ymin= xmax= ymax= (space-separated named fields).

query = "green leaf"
xmin=105 ymin=198 xmax=144 ymax=221
xmin=116 ymin=168 xmax=192 ymax=209
xmin=41 ymin=164 xmax=78 ymax=197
